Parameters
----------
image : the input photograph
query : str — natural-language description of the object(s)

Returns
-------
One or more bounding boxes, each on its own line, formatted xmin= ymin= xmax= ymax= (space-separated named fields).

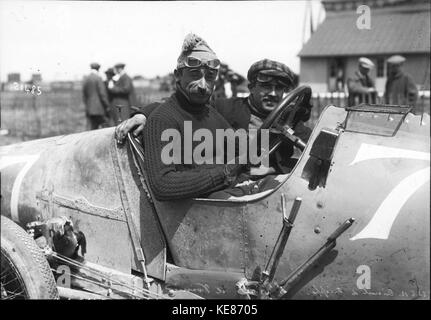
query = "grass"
xmin=0 ymin=89 xmax=171 ymax=144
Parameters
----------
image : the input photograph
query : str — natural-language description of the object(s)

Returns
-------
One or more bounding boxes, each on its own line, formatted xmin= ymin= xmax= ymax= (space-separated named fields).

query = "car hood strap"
xmin=110 ymin=134 xmax=150 ymax=287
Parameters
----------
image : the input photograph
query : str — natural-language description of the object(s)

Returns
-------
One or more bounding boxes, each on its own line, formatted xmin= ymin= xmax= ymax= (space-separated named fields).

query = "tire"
xmin=1 ymin=216 xmax=59 ymax=299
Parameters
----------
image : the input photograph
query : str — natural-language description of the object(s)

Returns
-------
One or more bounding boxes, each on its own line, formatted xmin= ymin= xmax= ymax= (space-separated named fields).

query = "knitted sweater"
xmin=143 ymin=92 xmax=233 ymax=201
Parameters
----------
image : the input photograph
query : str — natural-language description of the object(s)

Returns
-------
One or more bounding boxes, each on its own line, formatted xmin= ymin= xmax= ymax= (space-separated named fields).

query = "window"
xmin=377 ymin=57 xmax=385 ymax=77
xmin=329 ymin=60 xmax=337 ymax=78
xmin=328 ymin=58 xmax=345 ymax=92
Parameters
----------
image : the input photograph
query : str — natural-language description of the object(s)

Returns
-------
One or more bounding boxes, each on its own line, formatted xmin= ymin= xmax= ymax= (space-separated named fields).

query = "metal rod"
xmin=279 ymin=242 xmax=336 ymax=299
xmin=278 ymin=218 xmax=355 ymax=298
xmin=263 ymin=197 xmax=302 ymax=283
xmin=57 ymin=286 xmax=110 ymax=300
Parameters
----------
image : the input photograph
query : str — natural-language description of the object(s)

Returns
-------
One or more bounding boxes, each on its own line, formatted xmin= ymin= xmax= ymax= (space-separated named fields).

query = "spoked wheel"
xmin=1 ymin=216 xmax=59 ymax=300
xmin=1 ymin=248 xmax=29 ymax=299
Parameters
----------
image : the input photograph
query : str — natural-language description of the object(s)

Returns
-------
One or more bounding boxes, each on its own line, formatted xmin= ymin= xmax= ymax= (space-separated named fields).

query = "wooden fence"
xmin=309 ymin=91 xmax=430 ymax=126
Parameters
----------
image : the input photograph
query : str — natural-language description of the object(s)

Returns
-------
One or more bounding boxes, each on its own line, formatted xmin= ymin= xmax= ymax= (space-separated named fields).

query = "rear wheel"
xmin=1 ymin=216 xmax=59 ymax=299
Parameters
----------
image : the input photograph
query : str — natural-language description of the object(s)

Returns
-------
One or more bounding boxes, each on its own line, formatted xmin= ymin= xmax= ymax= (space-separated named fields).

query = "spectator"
xmin=104 ymin=67 xmax=115 ymax=126
xmin=82 ymin=63 xmax=110 ymax=130
xmin=347 ymin=57 xmax=376 ymax=106
xmin=108 ymin=63 xmax=138 ymax=123
xmin=384 ymin=55 xmax=418 ymax=112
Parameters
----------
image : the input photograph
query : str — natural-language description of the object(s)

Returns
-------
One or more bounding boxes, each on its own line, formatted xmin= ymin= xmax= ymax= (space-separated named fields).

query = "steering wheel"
xmin=257 ymin=85 xmax=312 ymax=155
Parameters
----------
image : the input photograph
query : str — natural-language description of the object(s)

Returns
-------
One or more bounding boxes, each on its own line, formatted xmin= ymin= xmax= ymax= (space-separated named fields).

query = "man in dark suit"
xmin=82 ymin=63 xmax=111 ymax=130
xmin=104 ymin=67 xmax=116 ymax=126
xmin=384 ymin=55 xmax=418 ymax=112
xmin=107 ymin=63 xmax=138 ymax=124
xmin=347 ymin=57 xmax=377 ymax=107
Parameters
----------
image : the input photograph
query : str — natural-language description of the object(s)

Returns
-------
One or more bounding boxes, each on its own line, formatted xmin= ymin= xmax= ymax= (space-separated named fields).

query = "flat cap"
xmin=358 ymin=57 xmax=374 ymax=69
xmin=90 ymin=62 xmax=100 ymax=69
xmin=387 ymin=55 xmax=406 ymax=65
xmin=247 ymin=59 xmax=294 ymax=85
xmin=114 ymin=63 xmax=126 ymax=68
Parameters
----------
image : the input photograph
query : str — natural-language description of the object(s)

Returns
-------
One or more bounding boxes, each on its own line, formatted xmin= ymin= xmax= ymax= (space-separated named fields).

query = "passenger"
xmin=142 ymin=33 xmax=247 ymax=201
xmin=116 ymin=59 xmax=312 ymax=174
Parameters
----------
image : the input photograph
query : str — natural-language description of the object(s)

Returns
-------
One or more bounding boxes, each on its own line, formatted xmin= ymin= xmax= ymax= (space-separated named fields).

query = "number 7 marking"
xmin=348 ymin=144 xmax=430 ymax=241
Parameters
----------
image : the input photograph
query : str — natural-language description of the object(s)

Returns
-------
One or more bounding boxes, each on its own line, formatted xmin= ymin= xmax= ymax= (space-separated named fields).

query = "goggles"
xmin=256 ymin=72 xmax=291 ymax=88
xmin=181 ymin=56 xmax=221 ymax=70
xmin=184 ymin=67 xmax=218 ymax=81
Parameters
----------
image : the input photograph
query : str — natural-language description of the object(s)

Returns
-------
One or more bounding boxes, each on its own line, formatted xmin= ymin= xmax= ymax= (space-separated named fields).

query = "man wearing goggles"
xmin=136 ymin=33 xmax=247 ymax=201
xmin=180 ymin=56 xmax=221 ymax=70
xmin=173 ymin=51 xmax=221 ymax=106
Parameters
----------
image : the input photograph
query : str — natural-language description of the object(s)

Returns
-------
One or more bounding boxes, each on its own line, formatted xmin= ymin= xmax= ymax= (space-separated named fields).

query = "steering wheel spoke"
xmin=269 ymin=127 xmax=283 ymax=135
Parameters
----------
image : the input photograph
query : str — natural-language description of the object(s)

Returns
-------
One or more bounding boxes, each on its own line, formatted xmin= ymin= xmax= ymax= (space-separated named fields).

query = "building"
xmin=31 ymin=73 xmax=42 ymax=83
xmin=298 ymin=0 xmax=430 ymax=93
xmin=7 ymin=73 xmax=21 ymax=83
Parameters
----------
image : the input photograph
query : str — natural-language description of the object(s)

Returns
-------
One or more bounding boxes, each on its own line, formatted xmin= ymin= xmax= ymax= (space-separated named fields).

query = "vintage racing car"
xmin=1 ymin=86 xmax=429 ymax=299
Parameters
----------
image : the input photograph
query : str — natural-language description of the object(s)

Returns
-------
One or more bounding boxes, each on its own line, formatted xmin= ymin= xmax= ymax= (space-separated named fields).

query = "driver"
xmin=116 ymin=59 xmax=312 ymax=174
xmin=214 ymin=59 xmax=312 ymax=173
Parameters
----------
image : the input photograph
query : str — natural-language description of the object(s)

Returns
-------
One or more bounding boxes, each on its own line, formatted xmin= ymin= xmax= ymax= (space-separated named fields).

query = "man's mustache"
xmin=188 ymin=81 xmax=212 ymax=96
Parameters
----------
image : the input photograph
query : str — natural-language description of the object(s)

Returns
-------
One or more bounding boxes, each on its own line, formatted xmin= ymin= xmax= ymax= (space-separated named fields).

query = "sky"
xmin=0 ymin=0 xmax=324 ymax=82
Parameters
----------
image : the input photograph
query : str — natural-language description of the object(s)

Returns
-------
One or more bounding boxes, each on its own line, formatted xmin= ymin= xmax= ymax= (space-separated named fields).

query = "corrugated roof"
xmin=298 ymin=11 xmax=430 ymax=57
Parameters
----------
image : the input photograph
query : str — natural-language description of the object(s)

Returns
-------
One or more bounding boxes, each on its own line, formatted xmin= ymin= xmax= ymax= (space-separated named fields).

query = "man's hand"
xmin=294 ymin=101 xmax=312 ymax=123
xmin=115 ymin=114 xmax=147 ymax=144
xmin=224 ymin=162 xmax=250 ymax=187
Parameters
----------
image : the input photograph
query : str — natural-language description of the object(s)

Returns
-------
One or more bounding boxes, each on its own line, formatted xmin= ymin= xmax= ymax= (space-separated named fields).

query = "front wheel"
xmin=1 ymin=216 xmax=59 ymax=299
